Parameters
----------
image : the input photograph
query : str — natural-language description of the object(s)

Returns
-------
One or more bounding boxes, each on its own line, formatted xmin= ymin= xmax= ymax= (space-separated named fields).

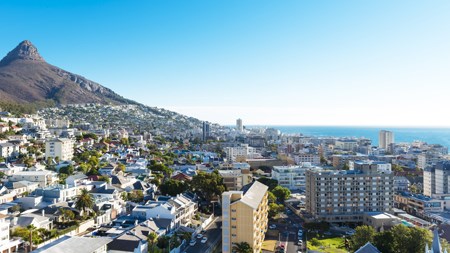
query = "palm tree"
xmin=75 ymin=188 xmax=94 ymax=216
xmin=232 ymin=242 xmax=253 ymax=253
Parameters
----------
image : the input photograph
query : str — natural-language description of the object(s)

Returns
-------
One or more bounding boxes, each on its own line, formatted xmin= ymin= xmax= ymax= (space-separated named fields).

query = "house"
xmin=355 ymin=242 xmax=381 ymax=253
xmin=32 ymin=235 xmax=112 ymax=253
xmin=34 ymin=184 xmax=79 ymax=203
xmin=14 ymin=212 xmax=53 ymax=230
xmin=107 ymin=225 xmax=152 ymax=253
xmin=131 ymin=194 xmax=197 ymax=230
xmin=65 ymin=173 xmax=88 ymax=187
xmin=4 ymin=181 xmax=39 ymax=197
xmin=90 ymin=185 xmax=120 ymax=200
xmin=9 ymin=169 xmax=58 ymax=187
xmin=0 ymin=163 xmax=25 ymax=176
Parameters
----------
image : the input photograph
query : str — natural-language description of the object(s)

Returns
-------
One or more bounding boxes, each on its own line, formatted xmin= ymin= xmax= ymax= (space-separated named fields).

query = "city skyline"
xmin=1 ymin=1 xmax=450 ymax=126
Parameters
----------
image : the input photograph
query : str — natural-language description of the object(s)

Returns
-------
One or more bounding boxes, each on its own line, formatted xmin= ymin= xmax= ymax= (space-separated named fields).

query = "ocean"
xmin=256 ymin=126 xmax=450 ymax=148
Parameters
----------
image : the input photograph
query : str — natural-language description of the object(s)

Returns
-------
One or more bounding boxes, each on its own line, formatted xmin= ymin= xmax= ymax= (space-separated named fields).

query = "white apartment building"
xmin=424 ymin=161 xmax=450 ymax=196
xmin=272 ymin=163 xmax=322 ymax=190
xmin=335 ymin=139 xmax=358 ymax=151
xmin=9 ymin=169 xmax=58 ymax=187
xmin=45 ymin=138 xmax=74 ymax=161
xmin=224 ymin=144 xmax=260 ymax=162
xmin=294 ymin=153 xmax=320 ymax=165
xmin=0 ymin=214 xmax=21 ymax=253
xmin=379 ymin=130 xmax=394 ymax=150
xmin=132 ymin=194 xmax=197 ymax=229
xmin=0 ymin=143 xmax=19 ymax=159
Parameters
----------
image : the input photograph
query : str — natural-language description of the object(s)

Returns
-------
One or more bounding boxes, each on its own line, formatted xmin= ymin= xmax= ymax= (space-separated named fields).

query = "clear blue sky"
xmin=1 ymin=0 xmax=450 ymax=126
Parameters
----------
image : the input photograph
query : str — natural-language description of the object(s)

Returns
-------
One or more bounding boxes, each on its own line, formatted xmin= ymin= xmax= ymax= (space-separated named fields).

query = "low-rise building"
xmin=45 ymin=138 xmax=74 ymax=161
xmin=9 ymin=170 xmax=58 ymax=187
xmin=218 ymin=169 xmax=252 ymax=191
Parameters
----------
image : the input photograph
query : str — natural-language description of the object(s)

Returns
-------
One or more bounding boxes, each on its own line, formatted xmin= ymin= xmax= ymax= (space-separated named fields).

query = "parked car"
xmin=269 ymin=224 xmax=277 ymax=229
xmin=196 ymin=233 xmax=203 ymax=239
xmin=201 ymin=237 xmax=208 ymax=243
xmin=189 ymin=240 xmax=196 ymax=246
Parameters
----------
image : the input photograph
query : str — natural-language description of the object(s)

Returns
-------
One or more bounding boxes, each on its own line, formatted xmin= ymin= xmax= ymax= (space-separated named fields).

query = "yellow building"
xmin=222 ymin=181 xmax=269 ymax=253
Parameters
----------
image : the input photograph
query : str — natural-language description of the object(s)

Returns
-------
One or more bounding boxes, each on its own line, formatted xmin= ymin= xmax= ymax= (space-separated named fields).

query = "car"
xmin=189 ymin=240 xmax=196 ymax=246
xmin=196 ymin=233 xmax=203 ymax=239
xmin=298 ymin=239 xmax=303 ymax=245
xmin=269 ymin=224 xmax=277 ymax=229
xmin=279 ymin=244 xmax=285 ymax=249
xmin=201 ymin=237 xmax=208 ymax=243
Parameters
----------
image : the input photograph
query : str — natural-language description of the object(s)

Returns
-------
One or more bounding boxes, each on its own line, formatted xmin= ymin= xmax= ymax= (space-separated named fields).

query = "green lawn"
xmin=307 ymin=237 xmax=347 ymax=253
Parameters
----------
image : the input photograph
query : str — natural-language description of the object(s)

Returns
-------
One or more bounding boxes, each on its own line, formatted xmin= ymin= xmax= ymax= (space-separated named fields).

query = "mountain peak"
xmin=0 ymin=40 xmax=45 ymax=66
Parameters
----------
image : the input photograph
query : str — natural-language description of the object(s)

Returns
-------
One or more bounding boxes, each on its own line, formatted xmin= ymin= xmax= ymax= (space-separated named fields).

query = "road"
xmin=267 ymin=210 xmax=305 ymax=253
xmin=184 ymin=217 xmax=222 ymax=253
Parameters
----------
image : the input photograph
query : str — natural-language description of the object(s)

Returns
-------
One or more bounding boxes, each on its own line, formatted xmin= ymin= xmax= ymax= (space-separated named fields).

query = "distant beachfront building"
xmin=423 ymin=161 xmax=450 ymax=197
xmin=236 ymin=118 xmax=243 ymax=132
xmin=379 ymin=130 xmax=394 ymax=151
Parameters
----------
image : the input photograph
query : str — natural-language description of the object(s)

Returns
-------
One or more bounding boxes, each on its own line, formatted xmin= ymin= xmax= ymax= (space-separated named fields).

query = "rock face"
xmin=0 ymin=40 xmax=134 ymax=105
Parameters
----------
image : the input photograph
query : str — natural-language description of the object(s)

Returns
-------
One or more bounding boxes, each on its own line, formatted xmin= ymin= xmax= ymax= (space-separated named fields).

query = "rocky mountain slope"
xmin=0 ymin=40 xmax=134 ymax=105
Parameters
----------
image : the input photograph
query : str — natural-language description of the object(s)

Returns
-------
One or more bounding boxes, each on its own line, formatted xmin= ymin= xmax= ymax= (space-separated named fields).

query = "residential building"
xmin=45 ymin=138 xmax=74 ymax=161
xmin=202 ymin=121 xmax=210 ymax=141
xmin=305 ymin=168 xmax=393 ymax=223
xmin=394 ymin=192 xmax=444 ymax=216
xmin=294 ymin=153 xmax=320 ymax=165
xmin=379 ymin=130 xmax=394 ymax=150
xmin=236 ymin=118 xmax=243 ymax=132
xmin=32 ymin=236 xmax=112 ymax=253
xmin=335 ymin=139 xmax=358 ymax=151
xmin=0 ymin=214 xmax=21 ymax=253
xmin=271 ymin=164 xmax=322 ymax=190
xmin=218 ymin=169 xmax=252 ymax=191
xmin=9 ymin=169 xmax=58 ymax=187
xmin=224 ymin=144 xmax=260 ymax=162
xmin=34 ymin=184 xmax=79 ymax=203
xmin=0 ymin=143 xmax=19 ymax=159
xmin=131 ymin=194 xmax=197 ymax=229
xmin=349 ymin=160 xmax=392 ymax=174
xmin=424 ymin=161 xmax=450 ymax=196
xmin=393 ymin=176 xmax=410 ymax=192
xmin=222 ymin=181 xmax=269 ymax=253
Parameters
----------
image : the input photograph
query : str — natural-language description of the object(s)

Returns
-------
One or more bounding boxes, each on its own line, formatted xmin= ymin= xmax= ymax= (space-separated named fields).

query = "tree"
xmin=232 ymin=242 xmax=253 ymax=253
xmin=59 ymin=208 xmax=75 ymax=222
xmin=75 ymin=188 xmax=94 ymax=215
xmin=350 ymin=225 xmax=375 ymax=251
xmin=373 ymin=230 xmax=395 ymax=253
xmin=389 ymin=225 xmax=431 ymax=253
xmin=190 ymin=170 xmax=226 ymax=202
xmin=59 ymin=165 xmax=74 ymax=175
xmin=267 ymin=191 xmax=277 ymax=203
xmin=257 ymin=177 xmax=278 ymax=191
xmin=127 ymin=190 xmax=144 ymax=203
xmin=271 ymin=185 xmax=291 ymax=202
xmin=147 ymin=232 xmax=158 ymax=246
xmin=159 ymin=179 xmax=188 ymax=196
xmin=268 ymin=202 xmax=284 ymax=219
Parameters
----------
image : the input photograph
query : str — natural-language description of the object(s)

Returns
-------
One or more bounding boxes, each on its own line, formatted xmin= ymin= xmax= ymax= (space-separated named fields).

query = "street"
xmin=267 ymin=210 xmax=305 ymax=253
xmin=184 ymin=217 xmax=222 ymax=253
